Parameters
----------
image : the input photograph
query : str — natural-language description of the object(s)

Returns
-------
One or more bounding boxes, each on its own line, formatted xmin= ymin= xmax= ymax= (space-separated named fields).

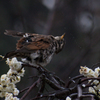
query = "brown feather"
xmin=16 ymin=36 xmax=51 ymax=51
xmin=4 ymin=30 xmax=26 ymax=37
xmin=26 ymin=41 xmax=50 ymax=50
xmin=4 ymin=30 xmax=35 ymax=37
xmin=4 ymin=51 xmax=18 ymax=58
xmin=16 ymin=38 xmax=26 ymax=49
xmin=4 ymin=50 xmax=31 ymax=58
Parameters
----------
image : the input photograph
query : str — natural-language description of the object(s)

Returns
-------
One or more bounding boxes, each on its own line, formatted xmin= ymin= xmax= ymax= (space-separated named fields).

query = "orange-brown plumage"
xmin=17 ymin=37 xmax=50 ymax=50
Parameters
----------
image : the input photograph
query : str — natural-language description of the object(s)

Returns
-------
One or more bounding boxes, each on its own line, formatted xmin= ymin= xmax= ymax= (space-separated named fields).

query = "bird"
xmin=4 ymin=30 xmax=65 ymax=67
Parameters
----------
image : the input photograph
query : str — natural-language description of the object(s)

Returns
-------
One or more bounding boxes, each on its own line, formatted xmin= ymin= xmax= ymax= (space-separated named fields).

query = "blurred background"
xmin=0 ymin=0 xmax=100 ymax=99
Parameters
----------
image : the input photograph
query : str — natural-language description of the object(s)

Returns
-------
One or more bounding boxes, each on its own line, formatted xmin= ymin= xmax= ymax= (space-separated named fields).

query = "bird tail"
xmin=4 ymin=51 xmax=18 ymax=59
xmin=4 ymin=50 xmax=29 ymax=59
xmin=4 ymin=30 xmax=25 ymax=37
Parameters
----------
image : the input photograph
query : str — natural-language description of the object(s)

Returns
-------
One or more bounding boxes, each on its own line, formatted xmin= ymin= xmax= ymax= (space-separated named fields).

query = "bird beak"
xmin=61 ymin=33 xmax=65 ymax=40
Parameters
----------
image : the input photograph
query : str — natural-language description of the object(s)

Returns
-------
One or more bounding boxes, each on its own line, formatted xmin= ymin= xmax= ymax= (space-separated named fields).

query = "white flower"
xmin=10 ymin=76 xmax=21 ymax=84
xmin=66 ymin=96 xmax=71 ymax=100
xmin=89 ymin=87 xmax=96 ymax=94
xmin=7 ymin=83 xmax=15 ymax=89
xmin=5 ymin=92 xmax=13 ymax=100
xmin=17 ymin=68 xmax=25 ymax=77
xmin=0 ymin=57 xmax=25 ymax=99
xmin=15 ymin=76 xmax=21 ymax=84
xmin=5 ymin=92 xmax=20 ymax=100
xmin=13 ymin=88 xmax=19 ymax=96
xmin=6 ymin=57 xmax=22 ymax=71
xmin=0 ymin=91 xmax=6 ymax=98
xmin=16 ymin=76 xmax=21 ymax=82
xmin=80 ymin=66 xmax=100 ymax=96
xmin=1 ymin=74 xmax=7 ymax=81
xmin=1 ymin=83 xmax=15 ymax=93
xmin=94 ymin=67 xmax=100 ymax=78
xmin=0 ymin=85 xmax=3 ymax=91
xmin=13 ymin=97 xmax=20 ymax=100
xmin=7 ymin=69 xmax=17 ymax=79
xmin=5 ymin=86 xmax=13 ymax=92
xmin=1 ymin=74 xmax=10 ymax=85
xmin=80 ymin=66 xmax=95 ymax=77
xmin=7 ymin=69 xmax=13 ymax=77
xmin=93 ymin=80 xmax=99 ymax=85
xmin=96 ymin=84 xmax=100 ymax=90
xmin=10 ymin=58 xmax=22 ymax=71
xmin=6 ymin=58 xmax=11 ymax=65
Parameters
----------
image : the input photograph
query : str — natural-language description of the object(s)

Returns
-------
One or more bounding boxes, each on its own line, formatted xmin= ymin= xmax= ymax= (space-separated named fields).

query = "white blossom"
xmin=92 ymin=80 xmax=99 ymax=85
xmin=13 ymin=97 xmax=20 ymax=100
xmin=7 ymin=57 xmax=22 ymax=71
xmin=1 ymin=74 xmax=10 ymax=85
xmin=0 ymin=57 xmax=25 ymax=99
xmin=5 ymin=92 xmax=13 ymax=100
xmin=13 ymin=88 xmax=19 ymax=96
xmin=0 ymin=85 xmax=3 ymax=91
xmin=79 ymin=66 xmax=95 ymax=77
xmin=89 ymin=87 xmax=96 ymax=94
xmin=17 ymin=68 xmax=25 ymax=77
xmin=7 ymin=83 xmax=15 ymax=89
xmin=80 ymin=66 xmax=100 ymax=97
xmin=0 ymin=91 xmax=6 ymax=98
xmin=94 ymin=67 xmax=100 ymax=77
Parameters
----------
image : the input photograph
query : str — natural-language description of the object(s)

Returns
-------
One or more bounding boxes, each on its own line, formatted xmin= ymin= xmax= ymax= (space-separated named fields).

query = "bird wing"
xmin=16 ymin=36 xmax=51 ymax=51
xmin=4 ymin=37 xmax=51 ymax=58
xmin=4 ymin=30 xmax=53 ymax=58
xmin=4 ymin=30 xmax=36 ymax=37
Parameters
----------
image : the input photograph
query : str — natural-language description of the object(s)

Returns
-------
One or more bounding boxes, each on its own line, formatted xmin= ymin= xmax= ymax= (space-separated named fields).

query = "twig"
xmin=20 ymin=87 xmax=29 ymax=93
xmin=45 ymin=77 xmax=65 ymax=90
xmin=66 ymin=75 xmax=84 ymax=88
xmin=20 ymin=63 xmax=100 ymax=100
xmin=20 ymin=78 xmax=41 ymax=100
xmin=37 ymin=75 xmax=45 ymax=96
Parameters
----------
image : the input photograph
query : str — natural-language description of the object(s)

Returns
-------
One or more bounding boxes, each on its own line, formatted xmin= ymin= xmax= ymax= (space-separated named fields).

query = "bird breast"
xmin=30 ymin=47 xmax=56 ymax=67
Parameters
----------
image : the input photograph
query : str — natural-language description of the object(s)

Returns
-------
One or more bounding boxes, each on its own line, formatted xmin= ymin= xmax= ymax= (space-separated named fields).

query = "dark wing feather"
xmin=4 ymin=36 xmax=51 ymax=58
xmin=25 ymin=40 xmax=50 ymax=50
xmin=4 ymin=30 xmax=33 ymax=37
xmin=4 ymin=51 xmax=15 ymax=58
xmin=4 ymin=49 xmax=30 ymax=58
xmin=17 ymin=37 xmax=50 ymax=50
xmin=4 ymin=51 xmax=19 ymax=58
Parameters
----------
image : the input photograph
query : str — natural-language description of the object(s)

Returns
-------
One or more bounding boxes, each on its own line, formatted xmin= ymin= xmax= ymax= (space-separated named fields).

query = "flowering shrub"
xmin=0 ymin=55 xmax=100 ymax=100
xmin=0 ymin=57 xmax=25 ymax=100
xmin=66 ymin=66 xmax=100 ymax=100
xmin=80 ymin=66 xmax=100 ymax=98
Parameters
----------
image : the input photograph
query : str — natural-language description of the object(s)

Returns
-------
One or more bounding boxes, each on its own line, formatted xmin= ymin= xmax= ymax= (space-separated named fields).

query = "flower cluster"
xmin=79 ymin=66 xmax=100 ymax=78
xmin=0 ymin=57 xmax=25 ymax=100
xmin=80 ymin=66 xmax=100 ymax=97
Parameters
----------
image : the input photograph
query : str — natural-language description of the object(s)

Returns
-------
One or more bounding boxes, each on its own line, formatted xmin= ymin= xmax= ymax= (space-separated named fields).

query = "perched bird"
xmin=4 ymin=30 xmax=65 ymax=67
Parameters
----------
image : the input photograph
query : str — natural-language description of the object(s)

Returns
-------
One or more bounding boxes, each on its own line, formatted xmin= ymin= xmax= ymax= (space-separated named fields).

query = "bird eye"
xmin=60 ymin=40 xmax=63 ymax=44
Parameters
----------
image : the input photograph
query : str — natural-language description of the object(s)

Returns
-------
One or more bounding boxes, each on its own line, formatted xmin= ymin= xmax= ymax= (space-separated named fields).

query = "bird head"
xmin=54 ymin=33 xmax=65 ymax=53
